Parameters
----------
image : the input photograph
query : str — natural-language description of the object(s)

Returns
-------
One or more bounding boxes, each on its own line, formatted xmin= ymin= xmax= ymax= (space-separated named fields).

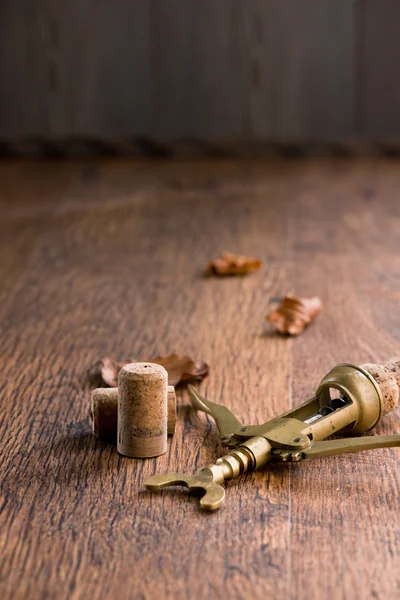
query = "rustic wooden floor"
xmin=1 ymin=158 xmax=399 ymax=600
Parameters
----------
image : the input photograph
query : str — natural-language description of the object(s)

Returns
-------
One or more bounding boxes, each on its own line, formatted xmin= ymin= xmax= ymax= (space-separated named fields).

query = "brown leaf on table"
xmin=147 ymin=354 xmax=209 ymax=386
xmin=266 ymin=294 xmax=322 ymax=336
xmin=89 ymin=354 xmax=209 ymax=388
xmin=88 ymin=357 xmax=128 ymax=387
xmin=205 ymin=252 xmax=262 ymax=276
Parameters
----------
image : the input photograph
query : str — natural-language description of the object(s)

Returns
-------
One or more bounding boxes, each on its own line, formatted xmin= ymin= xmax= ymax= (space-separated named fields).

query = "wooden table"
xmin=1 ymin=158 xmax=399 ymax=600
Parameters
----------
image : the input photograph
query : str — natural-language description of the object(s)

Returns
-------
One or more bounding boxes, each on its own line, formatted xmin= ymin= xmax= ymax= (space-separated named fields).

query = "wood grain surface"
xmin=0 ymin=158 xmax=400 ymax=600
xmin=0 ymin=0 xmax=396 ymax=139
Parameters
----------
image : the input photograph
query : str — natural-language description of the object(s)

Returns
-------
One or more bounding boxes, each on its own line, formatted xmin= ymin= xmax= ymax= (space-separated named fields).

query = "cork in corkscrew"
xmin=360 ymin=357 xmax=400 ymax=417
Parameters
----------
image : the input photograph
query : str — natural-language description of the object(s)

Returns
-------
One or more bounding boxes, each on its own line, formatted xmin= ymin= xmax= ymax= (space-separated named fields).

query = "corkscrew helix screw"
xmin=144 ymin=357 xmax=400 ymax=510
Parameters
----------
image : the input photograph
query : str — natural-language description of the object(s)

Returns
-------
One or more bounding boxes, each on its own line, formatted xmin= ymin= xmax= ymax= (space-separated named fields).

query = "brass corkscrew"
xmin=144 ymin=358 xmax=400 ymax=510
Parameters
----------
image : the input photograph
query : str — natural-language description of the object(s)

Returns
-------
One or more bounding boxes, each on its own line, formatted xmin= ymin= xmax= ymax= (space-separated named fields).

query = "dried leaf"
xmin=266 ymin=294 xmax=322 ymax=336
xmin=146 ymin=354 xmax=209 ymax=386
xmin=205 ymin=252 xmax=262 ymax=276
xmin=89 ymin=354 xmax=209 ymax=388
xmin=88 ymin=357 xmax=127 ymax=387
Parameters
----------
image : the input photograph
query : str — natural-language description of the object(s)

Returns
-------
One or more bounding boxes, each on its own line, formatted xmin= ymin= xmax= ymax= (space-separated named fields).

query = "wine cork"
xmin=361 ymin=357 xmax=400 ymax=416
xmin=90 ymin=385 xmax=176 ymax=440
xmin=90 ymin=387 xmax=118 ymax=441
xmin=117 ymin=362 xmax=168 ymax=458
xmin=167 ymin=386 xmax=177 ymax=435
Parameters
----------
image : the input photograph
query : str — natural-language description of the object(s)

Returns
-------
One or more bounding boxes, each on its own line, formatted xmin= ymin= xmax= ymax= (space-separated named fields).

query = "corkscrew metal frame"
xmin=144 ymin=359 xmax=400 ymax=510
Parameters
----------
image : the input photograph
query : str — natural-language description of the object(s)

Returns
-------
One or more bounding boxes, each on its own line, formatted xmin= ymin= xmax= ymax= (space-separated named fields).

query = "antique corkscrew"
xmin=144 ymin=358 xmax=400 ymax=510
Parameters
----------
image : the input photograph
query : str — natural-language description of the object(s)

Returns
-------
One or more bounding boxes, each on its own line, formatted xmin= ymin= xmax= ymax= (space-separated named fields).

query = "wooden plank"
xmin=0 ymin=161 xmax=79 ymax=312
xmin=357 ymin=0 xmax=400 ymax=136
xmin=229 ymin=0 xmax=354 ymax=139
xmin=276 ymin=0 xmax=354 ymax=139
xmin=289 ymin=159 xmax=400 ymax=599
xmin=150 ymin=0 xmax=247 ymax=138
xmin=1 ymin=157 xmax=400 ymax=599
xmin=0 ymin=0 xmax=355 ymax=139
xmin=0 ymin=1 xmax=47 ymax=135
xmin=132 ymin=0 xmax=355 ymax=140
xmin=70 ymin=0 xmax=151 ymax=136
xmin=0 ymin=0 xmax=152 ymax=136
xmin=0 ymin=159 xmax=293 ymax=599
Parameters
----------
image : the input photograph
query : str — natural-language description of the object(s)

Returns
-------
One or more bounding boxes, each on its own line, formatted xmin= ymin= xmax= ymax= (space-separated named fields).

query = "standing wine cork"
xmin=117 ymin=362 xmax=168 ymax=458
xmin=361 ymin=357 xmax=400 ymax=416
xmin=90 ymin=385 xmax=176 ymax=440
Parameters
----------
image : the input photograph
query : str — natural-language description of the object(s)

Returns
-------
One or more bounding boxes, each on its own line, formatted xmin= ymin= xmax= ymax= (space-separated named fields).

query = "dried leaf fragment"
xmin=89 ymin=354 xmax=209 ymax=388
xmin=146 ymin=354 xmax=209 ymax=386
xmin=88 ymin=357 xmax=125 ymax=387
xmin=266 ymin=294 xmax=322 ymax=336
xmin=100 ymin=357 xmax=122 ymax=387
xmin=205 ymin=252 xmax=262 ymax=276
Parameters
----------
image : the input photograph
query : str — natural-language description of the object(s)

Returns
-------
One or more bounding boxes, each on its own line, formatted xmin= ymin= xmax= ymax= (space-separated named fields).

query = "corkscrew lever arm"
xmin=276 ymin=435 xmax=400 ymax=462
xmin=187 ymin=385 xmax=244 ymax=446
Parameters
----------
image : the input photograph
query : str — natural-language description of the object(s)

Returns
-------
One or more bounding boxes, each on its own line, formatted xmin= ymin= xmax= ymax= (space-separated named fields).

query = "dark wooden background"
xmin=0 ymin=157 xmax=400 ymax=599
xmin=1 ymin=1 xmax=400 ymax=139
